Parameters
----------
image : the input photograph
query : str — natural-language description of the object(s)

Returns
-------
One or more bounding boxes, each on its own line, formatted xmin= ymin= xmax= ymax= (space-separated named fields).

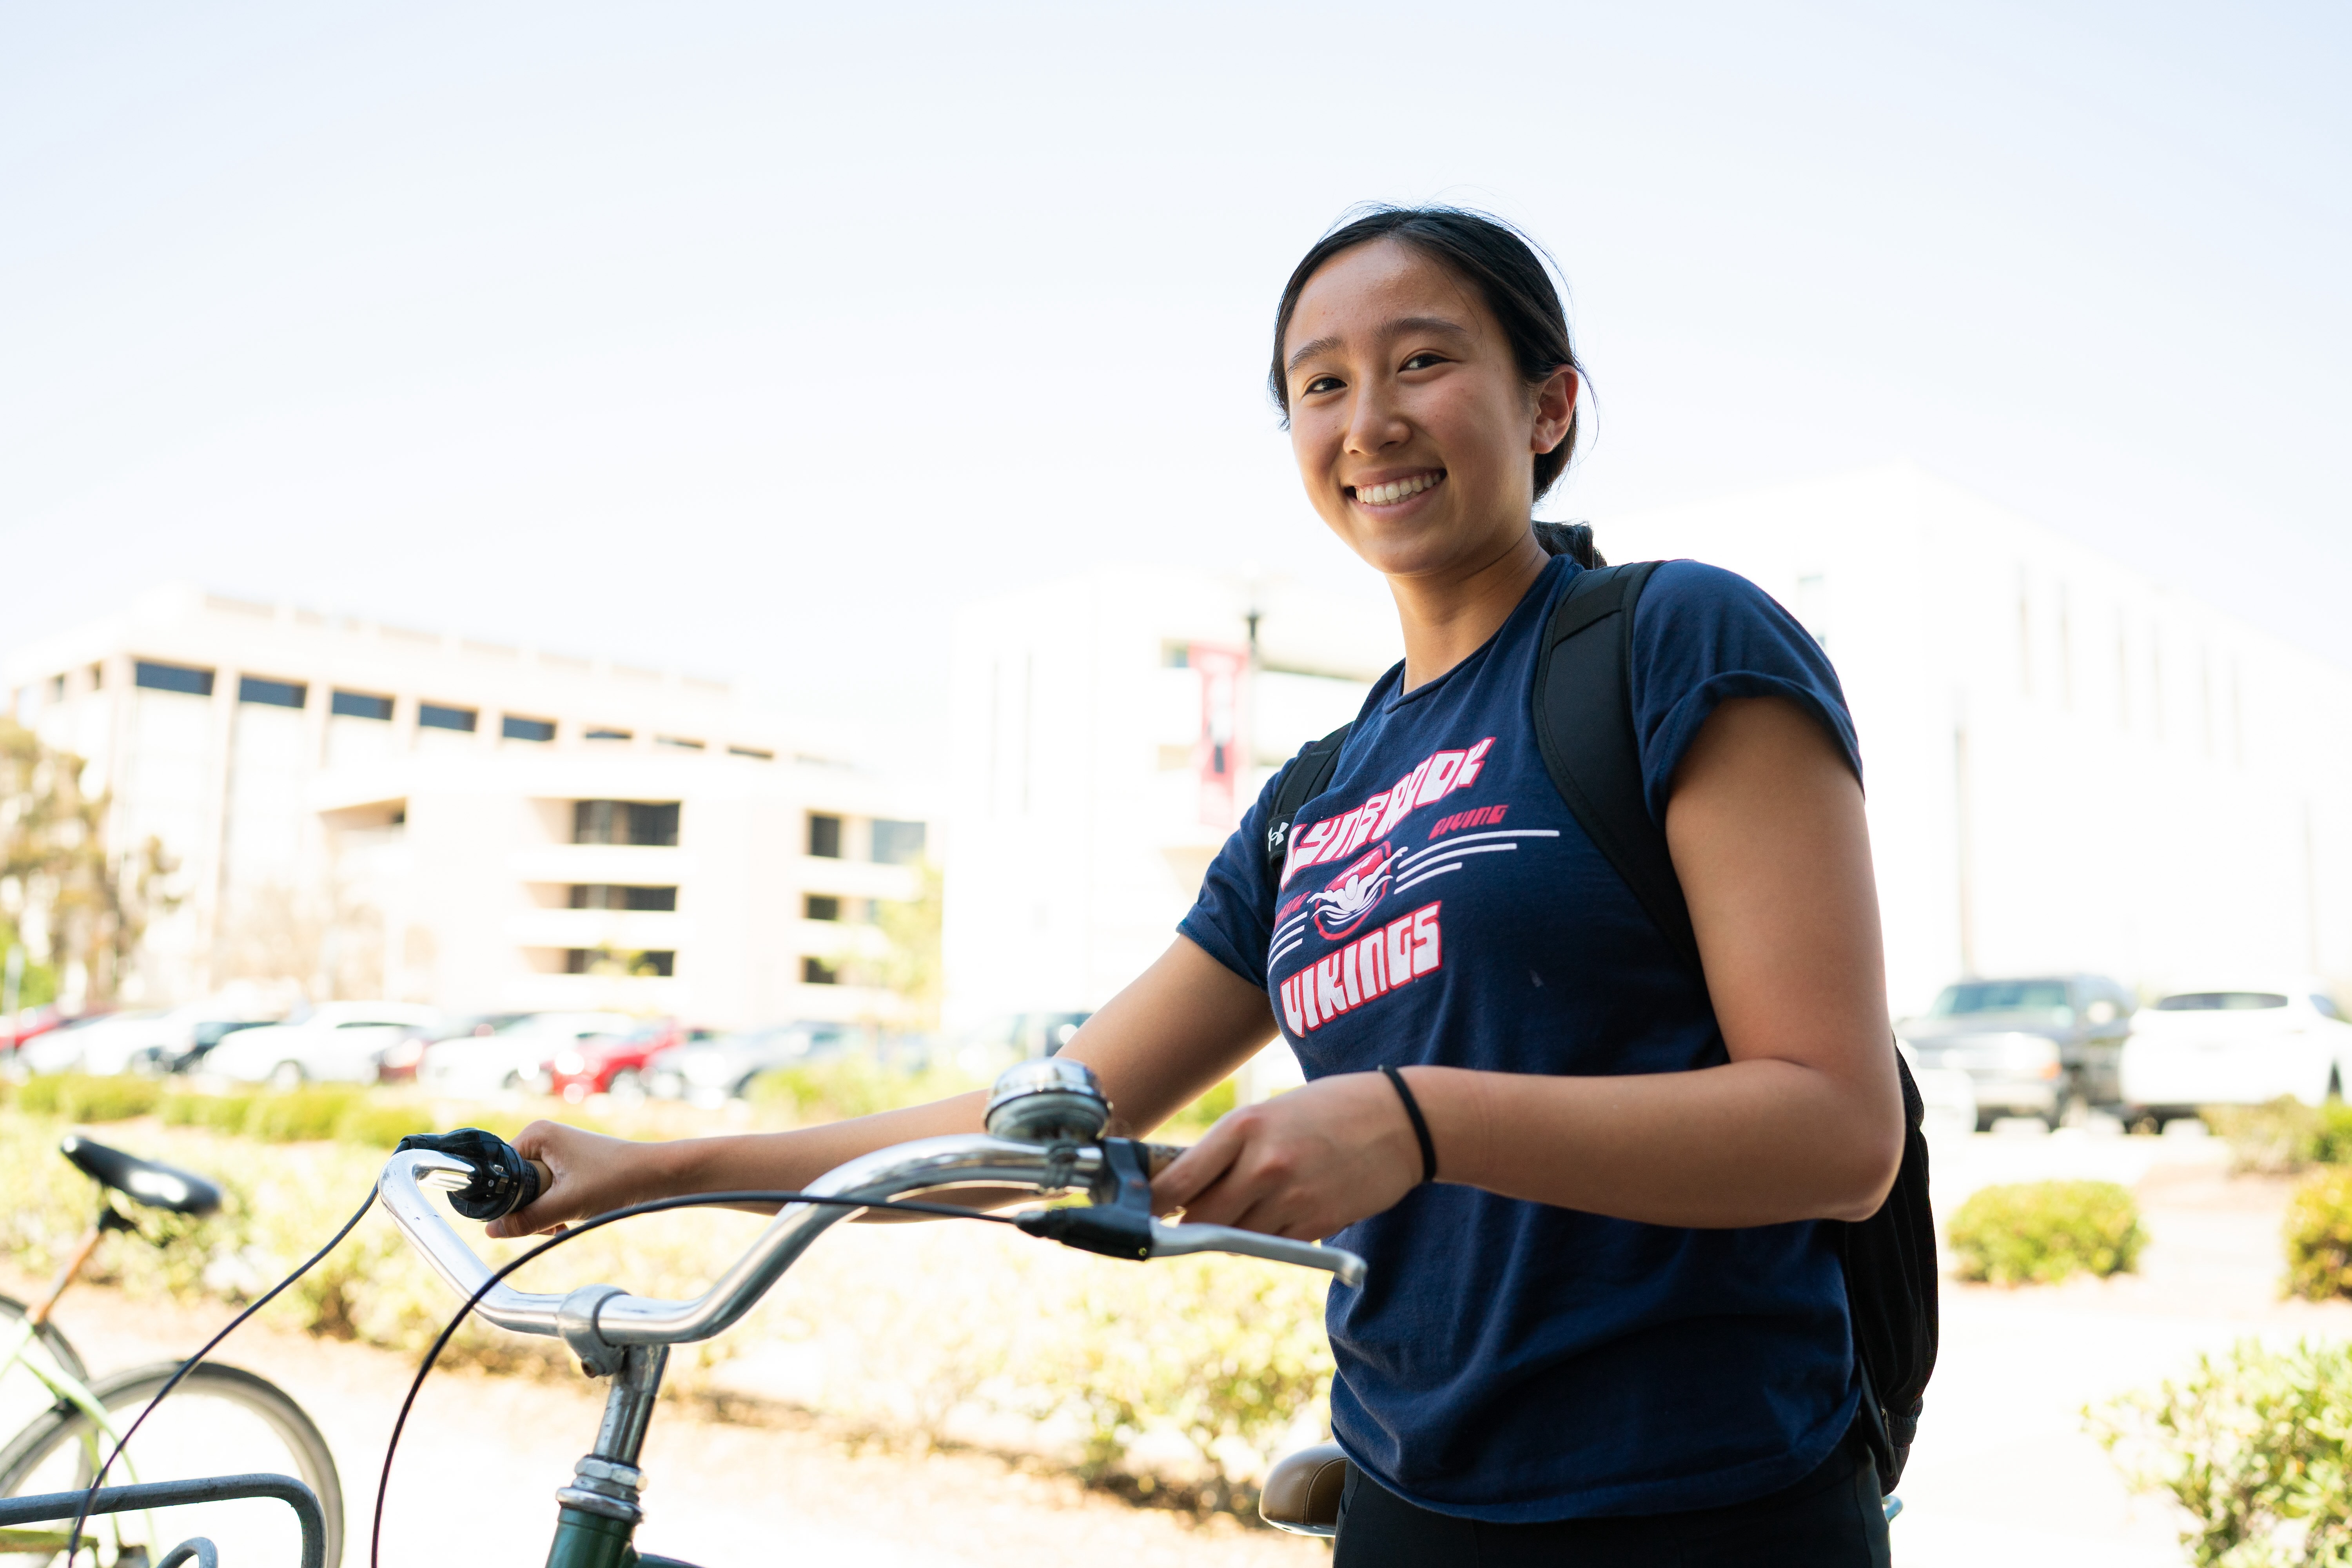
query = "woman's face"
xmin=1281 ymin=239 xmax=1576 ymax=580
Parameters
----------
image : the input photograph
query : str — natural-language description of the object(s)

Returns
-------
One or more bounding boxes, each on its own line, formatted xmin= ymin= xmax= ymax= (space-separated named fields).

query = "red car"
xmin=546 ymin=1020 xmax=718 ymax=1103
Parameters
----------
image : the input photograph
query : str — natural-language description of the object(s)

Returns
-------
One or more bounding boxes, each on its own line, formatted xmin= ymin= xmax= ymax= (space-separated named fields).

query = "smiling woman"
xmin=447 ymin=204 xmax=1902 ymax=1568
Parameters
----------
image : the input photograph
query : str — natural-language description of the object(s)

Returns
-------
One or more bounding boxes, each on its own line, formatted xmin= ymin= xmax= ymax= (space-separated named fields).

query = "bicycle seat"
xmin=59 ymin=1134 xmax=223 ymax=1216
xmin=1259 ymin=1441 xmax=1348 ymax=1537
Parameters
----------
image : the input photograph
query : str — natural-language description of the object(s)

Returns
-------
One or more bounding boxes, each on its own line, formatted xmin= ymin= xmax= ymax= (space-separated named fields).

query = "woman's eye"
xmin=1302 ymin=375 xmax=1343 ymax=396
xmin=1401 ymin=352 xmax=1448 ymax=372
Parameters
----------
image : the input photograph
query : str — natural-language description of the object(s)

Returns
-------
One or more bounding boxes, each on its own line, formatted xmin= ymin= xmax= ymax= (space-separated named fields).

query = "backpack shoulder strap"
xmin=1530 ymin=560 xmax=1702 ymax=975
xmin=1259 ymin=723 xmax=1353 ymax=904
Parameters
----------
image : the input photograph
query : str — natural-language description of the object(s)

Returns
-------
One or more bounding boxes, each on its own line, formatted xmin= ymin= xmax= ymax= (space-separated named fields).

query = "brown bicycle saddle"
xmin=60 ymin=1133 xmax=223 ymax=1216
xmin=1259 ymin=1441 xmax=1349 ymax=1537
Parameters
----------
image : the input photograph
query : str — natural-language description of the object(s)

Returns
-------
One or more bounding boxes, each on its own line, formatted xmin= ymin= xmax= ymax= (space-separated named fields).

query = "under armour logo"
xmin=1267 ymin=821 xmax=1289 ymax=852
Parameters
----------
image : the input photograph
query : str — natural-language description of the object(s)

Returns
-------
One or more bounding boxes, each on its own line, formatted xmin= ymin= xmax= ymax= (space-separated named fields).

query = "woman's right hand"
xmin=484 ymin=1120 xmax=679 ymax=1238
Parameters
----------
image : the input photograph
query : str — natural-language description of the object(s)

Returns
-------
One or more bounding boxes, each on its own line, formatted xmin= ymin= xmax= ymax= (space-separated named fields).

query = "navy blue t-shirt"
xmin=1178 ymin=554 xmax=1866 ymax=1522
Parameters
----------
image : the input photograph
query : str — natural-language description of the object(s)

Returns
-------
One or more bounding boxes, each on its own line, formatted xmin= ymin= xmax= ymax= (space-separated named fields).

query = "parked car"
xmin=416 ymin=1011 xmax=640 ymax=1098
xmin=546 ymin=1020 xmax=720 ymax=1104
xmin=1896 ymin=1040 xmax=1979 ymax=1138
xmin=38 ymin=1002 xmax=286 ymax=1076
xmin=647 ymin=1022 xmax=859 ymax=1104
xmin=203 ymin=1002 xmax=448 ymax=1087
xmin=2121 ymin=983 xmax=2352 ymax=1128
xmin=1897 ymin=974 xmax=2135 ymax=1129
xmin=20 ymin=1011 xmax=162 ymax=1074
xmin=949 ymin=1011 xmax=1093 ymax=1075
xmin=4 ymin=1005 xmax=102 ymax=1061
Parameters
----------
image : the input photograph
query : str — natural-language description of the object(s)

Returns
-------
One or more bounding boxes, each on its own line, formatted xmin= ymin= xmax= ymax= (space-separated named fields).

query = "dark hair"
xmin=1268 ymin=204 xmax=1592 ymax=504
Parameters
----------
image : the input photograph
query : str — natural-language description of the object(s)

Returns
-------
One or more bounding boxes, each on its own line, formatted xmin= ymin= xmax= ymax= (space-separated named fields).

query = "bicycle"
xmin=0 ymin=1134 xmax=344 ymax=1567
xmin=6 ymin=1056 xmax=1364 ymax=1566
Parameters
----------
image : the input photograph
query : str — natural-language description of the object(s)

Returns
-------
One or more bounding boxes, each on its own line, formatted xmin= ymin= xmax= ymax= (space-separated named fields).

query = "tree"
xmin=0 ymin=718 xmax=178 ymax=1006
xmin=869 ymin=861 xmax=944 ymax=1030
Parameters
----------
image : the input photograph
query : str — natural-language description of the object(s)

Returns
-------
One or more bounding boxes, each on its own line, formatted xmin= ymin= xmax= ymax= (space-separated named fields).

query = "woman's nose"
xmin=1344 ymin=379 xmax=1408 ymax=456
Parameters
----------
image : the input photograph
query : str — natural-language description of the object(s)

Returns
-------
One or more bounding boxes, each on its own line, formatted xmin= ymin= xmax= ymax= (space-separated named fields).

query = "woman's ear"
xmin=1530 ymin=368 xmax=1579 ymax=456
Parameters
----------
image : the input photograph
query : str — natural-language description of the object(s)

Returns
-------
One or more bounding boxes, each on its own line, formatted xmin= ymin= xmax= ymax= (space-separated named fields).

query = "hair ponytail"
xmin=1532 ymin=520 xmax=1604 ymax=568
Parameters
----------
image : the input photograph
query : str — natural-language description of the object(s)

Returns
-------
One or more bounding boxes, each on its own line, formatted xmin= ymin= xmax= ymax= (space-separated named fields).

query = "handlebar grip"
xmin=1142 ymin=1143 xmax=1185 ymax=1177
xmin=393 ymin=1129 xmax=542 ymax=1221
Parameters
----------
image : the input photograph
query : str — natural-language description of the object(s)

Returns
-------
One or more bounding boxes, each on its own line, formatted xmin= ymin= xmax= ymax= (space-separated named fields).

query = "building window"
xmin=419 ymin=702 xmax=477 ymax=733
xmin=655 ymin=735 xmax=706 ymax=751
xmin=134 ymin=660 xmax=214 ymax=697
xmin=333 ymin=690 xmax=394 ymax=721
xmin=239 ymin=676 xmax=307 ymax=709
xmin=728 ymin=746 xmax=774 ymax=760
xmin=503 ymin=715 xmax=556 ymax=742
xmin=89 ymin=663 xmax=104 ymax=690
xmin=807 ymin=813 xmax=842 ymax=858
xmin=804 ymin=894 xmax=841 ymax=922
xmin=573 ymin=800 xmax=681 ymax=846
xmin=803 ymin=956 xmax=839 ymax=985
xmin=570 ymin=885 xmax=679 ymax=911
xmin=48 ymin=674 xmax=66 ymax=701
xmin=565 ymin=947 xmax=676 ymax=976
xmin=871 ymin=820 xmax=927 ymax=866
xmin=585 ymin=726 xmax=632 ymax=741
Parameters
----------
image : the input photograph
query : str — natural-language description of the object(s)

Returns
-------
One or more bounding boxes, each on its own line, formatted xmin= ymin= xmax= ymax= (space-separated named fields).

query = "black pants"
xmin=1333 ymin=1439 xmax=1892 ymax=1568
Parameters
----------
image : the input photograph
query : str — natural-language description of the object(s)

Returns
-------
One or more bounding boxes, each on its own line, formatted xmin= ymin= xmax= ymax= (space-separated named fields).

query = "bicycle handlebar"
xmin=379 ymin=1132 xmax=1365 ymax=1363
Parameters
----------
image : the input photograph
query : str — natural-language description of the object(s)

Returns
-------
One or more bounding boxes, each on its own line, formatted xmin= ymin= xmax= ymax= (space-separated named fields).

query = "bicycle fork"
xmin=545 ymin=1343 xmax=668 ymax=1568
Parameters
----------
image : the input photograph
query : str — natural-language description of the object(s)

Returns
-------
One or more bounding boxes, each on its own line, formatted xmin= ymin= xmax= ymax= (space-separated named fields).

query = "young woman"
xmin=497 ymin=206 xmax=1902 ymax=1565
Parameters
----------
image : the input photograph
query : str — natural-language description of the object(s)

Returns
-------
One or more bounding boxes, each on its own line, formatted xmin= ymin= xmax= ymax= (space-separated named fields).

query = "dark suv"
xmin=1898 ymin=974 xmax=2135 ymax=1129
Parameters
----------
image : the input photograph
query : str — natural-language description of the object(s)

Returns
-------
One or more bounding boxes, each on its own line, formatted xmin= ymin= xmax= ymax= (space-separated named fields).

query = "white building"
xmin=1603 ymin=464 xmax=2352 ymax=1014
xmin=5 ymin=585 xmax=928 ymax=1025
xmin=942 ymin=469 xmax=2352 ymax=1035
xmin=944 ymin=566 xmax=1396 ymax=1027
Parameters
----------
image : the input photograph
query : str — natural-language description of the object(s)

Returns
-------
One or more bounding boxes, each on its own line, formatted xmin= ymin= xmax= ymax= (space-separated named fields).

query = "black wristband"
xmin=1380 ymin=1065 xmax=1439 ymax=1185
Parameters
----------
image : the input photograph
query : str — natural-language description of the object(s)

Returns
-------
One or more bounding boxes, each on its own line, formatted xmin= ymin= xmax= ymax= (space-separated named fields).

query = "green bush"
xmin=1947 ymin=1180 xmax=2146 ymax=1285
xmin=240 ymin=1086 xmax=365 ymax=1143
xmin=1159 ymin=1078 xmax=1238 ymax=1140
xmin=160 ymin=1091 xmax=259 ymax=1132
xmin=334 ymin=1101 xmax=436 ymax=1148
xmin=2285 ymin=1167 xmax=2352 ymax=1302
xmin=16 ymin=1073 xmax=164 ymax=1123
xmin=747 ymin=1055 xmax=976 ymax=1125
xmin=2205 ymin=1098 xmax=2352 ymax=1174
xmin=2090 ymin=1338 xmax=2352 ymax=1566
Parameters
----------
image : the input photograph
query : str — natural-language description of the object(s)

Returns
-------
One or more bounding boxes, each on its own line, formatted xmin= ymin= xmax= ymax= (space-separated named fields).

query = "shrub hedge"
xmin=2204 ymin=1097 xmax=2352 ymax=1174
xmin=2285 ymin=1167 xmax=2352 ymax=1303
xmin=1947 ymin=1180 xmax=2146 ymax=1285
xmin=14 ymin=1073 xmax=164 ymax=1123
xmin=2090 ymin=1338 xmax=2352 ymax=1566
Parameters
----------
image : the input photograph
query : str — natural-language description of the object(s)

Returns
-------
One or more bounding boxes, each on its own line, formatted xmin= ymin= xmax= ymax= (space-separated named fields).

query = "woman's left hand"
xmin=1151 ymin=1070 xmax=1428 ymax=1239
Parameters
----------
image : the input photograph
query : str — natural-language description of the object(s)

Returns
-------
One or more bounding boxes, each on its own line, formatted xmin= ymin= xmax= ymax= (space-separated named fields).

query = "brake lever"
xmin=1013 ymin=1138 xmax=1367 ymax=1286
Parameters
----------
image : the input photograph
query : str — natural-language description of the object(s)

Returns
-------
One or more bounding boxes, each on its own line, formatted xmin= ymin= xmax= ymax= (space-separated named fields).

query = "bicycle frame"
xmin=0 ymin=1242 xmax=159 ymax=1557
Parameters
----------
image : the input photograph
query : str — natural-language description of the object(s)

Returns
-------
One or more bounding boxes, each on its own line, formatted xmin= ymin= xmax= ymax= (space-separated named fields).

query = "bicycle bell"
xmin=985 ymin=1057 xmax=1111 ymax=1144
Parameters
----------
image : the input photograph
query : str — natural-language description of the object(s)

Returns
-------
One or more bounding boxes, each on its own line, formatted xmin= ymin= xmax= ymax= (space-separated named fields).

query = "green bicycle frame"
xmin=0 ymin=1310 xmax=158 ymax=1559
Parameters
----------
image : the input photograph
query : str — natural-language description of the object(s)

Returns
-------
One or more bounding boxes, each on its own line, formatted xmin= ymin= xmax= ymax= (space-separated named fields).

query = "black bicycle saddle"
xmin=59 ymin=1133 xmax=224 ymax=1216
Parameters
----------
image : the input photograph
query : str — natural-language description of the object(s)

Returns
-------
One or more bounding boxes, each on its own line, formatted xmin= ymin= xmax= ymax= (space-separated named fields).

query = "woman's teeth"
xmin=1357 ymin=472 xmax=1442 ymax=506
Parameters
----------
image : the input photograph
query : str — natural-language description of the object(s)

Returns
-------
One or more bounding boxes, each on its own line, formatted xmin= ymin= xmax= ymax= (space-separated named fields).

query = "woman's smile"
xmin=1349 ymin=468 xmax=1447 ymax=511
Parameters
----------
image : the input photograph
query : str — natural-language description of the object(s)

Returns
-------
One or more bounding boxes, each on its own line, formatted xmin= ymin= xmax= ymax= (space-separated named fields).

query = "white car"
xmin=20 ymin=1011 xmax=170 ymax=1074
xmin=20 ymin=1003 xmax=284 ymax=1076
xmin=417 ymin=1011 xmax=639 ymax=1098
xmin=204 ymin=1002 xmax=448 ymax=1087
xmin=2120 ymin=983 xmax=2352 ymax=1125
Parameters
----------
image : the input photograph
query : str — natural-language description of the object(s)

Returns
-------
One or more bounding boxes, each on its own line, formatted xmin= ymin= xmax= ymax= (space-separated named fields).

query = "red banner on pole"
xmin=1191 ymin=644 xmax=1250 ymax=830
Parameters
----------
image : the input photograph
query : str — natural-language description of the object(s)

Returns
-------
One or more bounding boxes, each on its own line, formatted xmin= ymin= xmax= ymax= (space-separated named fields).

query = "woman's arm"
xmin=488 ymin=935 xmax=1276 ymax=1237
xmin=1154 ymin=695 xmax=1905 ymax=1237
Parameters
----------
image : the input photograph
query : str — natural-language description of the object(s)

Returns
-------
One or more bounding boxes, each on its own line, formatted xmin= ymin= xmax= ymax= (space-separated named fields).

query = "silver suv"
xmin=1898 ymin=974 xmax=2135 ymax=1129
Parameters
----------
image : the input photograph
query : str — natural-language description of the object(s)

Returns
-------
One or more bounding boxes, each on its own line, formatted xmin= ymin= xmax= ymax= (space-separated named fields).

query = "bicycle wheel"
xmin=0 ymin=1361 xmax=344 ymax=1568
xmin=0 ymin=1294 xmax=90 ymax=1445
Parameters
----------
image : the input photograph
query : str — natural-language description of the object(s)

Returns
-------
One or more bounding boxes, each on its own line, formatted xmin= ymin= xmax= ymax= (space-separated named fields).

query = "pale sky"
xmin=4 ymin=2 xmax=2345 ymax=778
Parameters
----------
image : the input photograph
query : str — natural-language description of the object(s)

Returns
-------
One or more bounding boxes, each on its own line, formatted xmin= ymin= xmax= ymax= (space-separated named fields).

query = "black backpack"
xmin=1257 ymin=559 xmax=1938 ymax=1493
